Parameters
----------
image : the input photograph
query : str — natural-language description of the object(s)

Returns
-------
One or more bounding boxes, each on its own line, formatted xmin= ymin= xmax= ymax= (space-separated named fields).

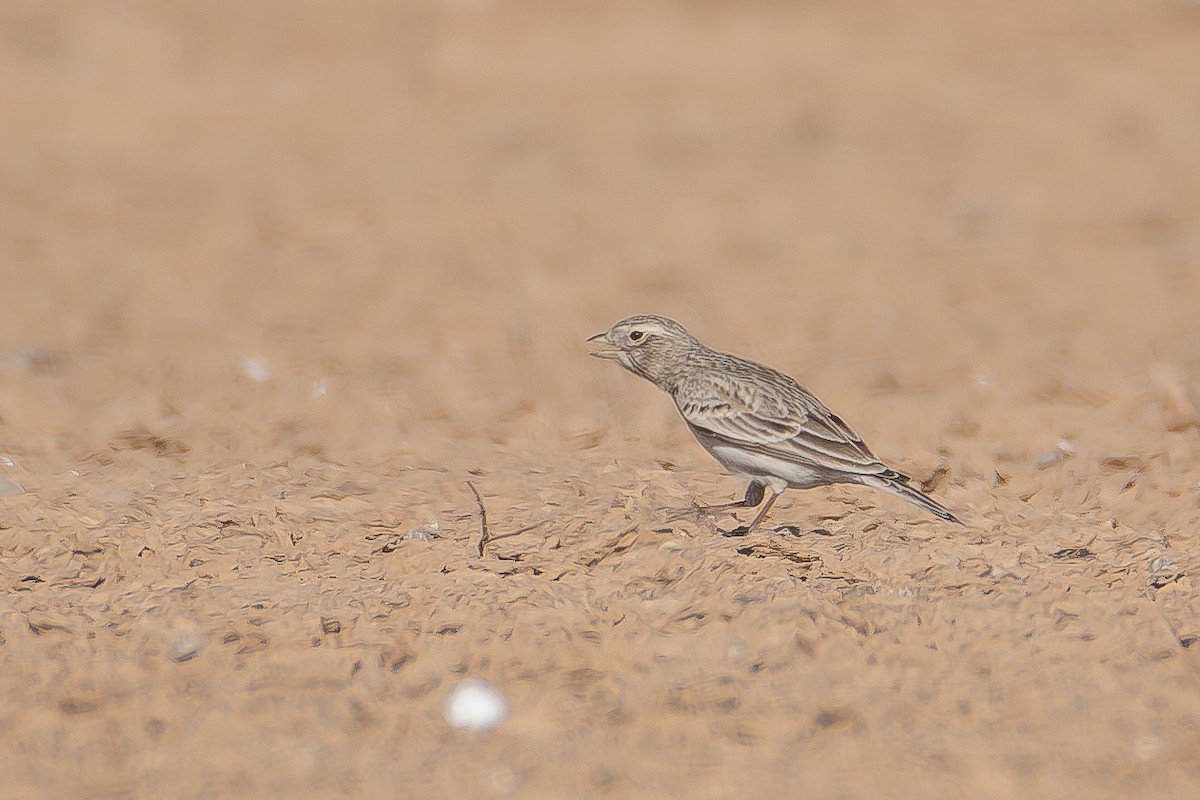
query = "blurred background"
xmin=3 ymin=0 xmax=1197 ymax=464
xmin=2 ymin=1 xmax=1200 ymax=798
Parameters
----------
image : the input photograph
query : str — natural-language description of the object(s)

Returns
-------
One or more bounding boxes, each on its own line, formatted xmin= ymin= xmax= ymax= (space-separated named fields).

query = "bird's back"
xmin=681 ymin=346 xmax=882 ymax=466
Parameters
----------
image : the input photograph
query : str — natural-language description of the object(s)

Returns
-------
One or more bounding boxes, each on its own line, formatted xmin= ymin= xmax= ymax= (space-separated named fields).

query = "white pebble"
xmin=1035 ymin=451 xmax=1063 ymax=468
xmin=239 ymin=358 xmax=269 ymax=382
xmin=404 ymin=521 xmax=441 ymax=541
xmin=443 ymin=678 xmax=509 ymax=731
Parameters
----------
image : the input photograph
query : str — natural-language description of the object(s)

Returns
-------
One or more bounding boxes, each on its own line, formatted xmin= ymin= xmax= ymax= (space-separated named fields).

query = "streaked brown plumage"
xmin=588 ymin=314 xmax=961 ymax=534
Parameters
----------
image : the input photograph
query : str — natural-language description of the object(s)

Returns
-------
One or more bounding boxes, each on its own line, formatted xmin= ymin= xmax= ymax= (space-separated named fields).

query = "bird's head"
xmin=587 ymin=314 xmax=699 ymax=387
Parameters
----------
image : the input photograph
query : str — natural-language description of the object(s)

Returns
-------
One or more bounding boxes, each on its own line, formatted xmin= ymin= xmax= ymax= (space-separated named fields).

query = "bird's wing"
xmin=673 ymin=369 xmax=888 ymax=476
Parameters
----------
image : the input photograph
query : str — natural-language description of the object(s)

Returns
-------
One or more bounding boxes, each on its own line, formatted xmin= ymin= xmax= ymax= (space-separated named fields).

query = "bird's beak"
xmin=586 ymin=331 xmax=621 ymax=360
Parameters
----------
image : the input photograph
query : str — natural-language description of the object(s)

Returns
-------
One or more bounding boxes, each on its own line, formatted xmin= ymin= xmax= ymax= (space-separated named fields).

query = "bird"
xmin=587 ymin=314 xmax=961 ymax=534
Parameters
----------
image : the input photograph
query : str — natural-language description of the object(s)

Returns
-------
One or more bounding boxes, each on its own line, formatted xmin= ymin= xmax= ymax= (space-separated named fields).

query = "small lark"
xmin=588 ymin=314 xmax=961 ymax=534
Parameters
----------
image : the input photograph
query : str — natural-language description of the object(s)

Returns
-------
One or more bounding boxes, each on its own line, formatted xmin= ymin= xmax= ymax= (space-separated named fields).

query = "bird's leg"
xmin=721 ymin=488 xmax=781 ymax=537
xmin=665 ymin=481 xmax=764 ymax=520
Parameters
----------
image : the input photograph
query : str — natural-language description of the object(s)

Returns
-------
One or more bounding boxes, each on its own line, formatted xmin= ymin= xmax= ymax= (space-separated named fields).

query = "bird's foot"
xmin=661 ymin=500 xmax=757 ymax=522
xmin=661 ymin=482 xmax=765 ymax=523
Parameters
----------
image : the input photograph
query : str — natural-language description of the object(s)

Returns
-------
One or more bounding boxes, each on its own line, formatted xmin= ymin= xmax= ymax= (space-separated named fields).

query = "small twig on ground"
xmin=467 ymin=480 xmax=490 ymax=557
xmin=488 ymin=517 xmax=552 ymax=544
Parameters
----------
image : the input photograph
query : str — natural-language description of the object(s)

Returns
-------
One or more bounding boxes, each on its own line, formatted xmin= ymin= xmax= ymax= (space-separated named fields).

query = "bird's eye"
xmin=629 ymin=330 xmax=644 ymax=341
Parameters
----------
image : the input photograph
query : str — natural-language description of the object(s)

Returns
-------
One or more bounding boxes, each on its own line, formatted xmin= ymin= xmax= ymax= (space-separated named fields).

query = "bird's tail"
xmin=863 ymin=472 xmax=963 ymax=525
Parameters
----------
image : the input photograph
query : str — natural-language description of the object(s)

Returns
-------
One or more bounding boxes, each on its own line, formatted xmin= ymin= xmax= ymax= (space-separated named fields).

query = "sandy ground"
xmin=2 ymin=1 xmax=1200 ymax=797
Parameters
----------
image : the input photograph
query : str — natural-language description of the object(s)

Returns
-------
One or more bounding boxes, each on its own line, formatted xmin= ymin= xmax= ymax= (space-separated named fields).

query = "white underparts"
xmin=706 ymin=443 xmax=815 ymax=492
